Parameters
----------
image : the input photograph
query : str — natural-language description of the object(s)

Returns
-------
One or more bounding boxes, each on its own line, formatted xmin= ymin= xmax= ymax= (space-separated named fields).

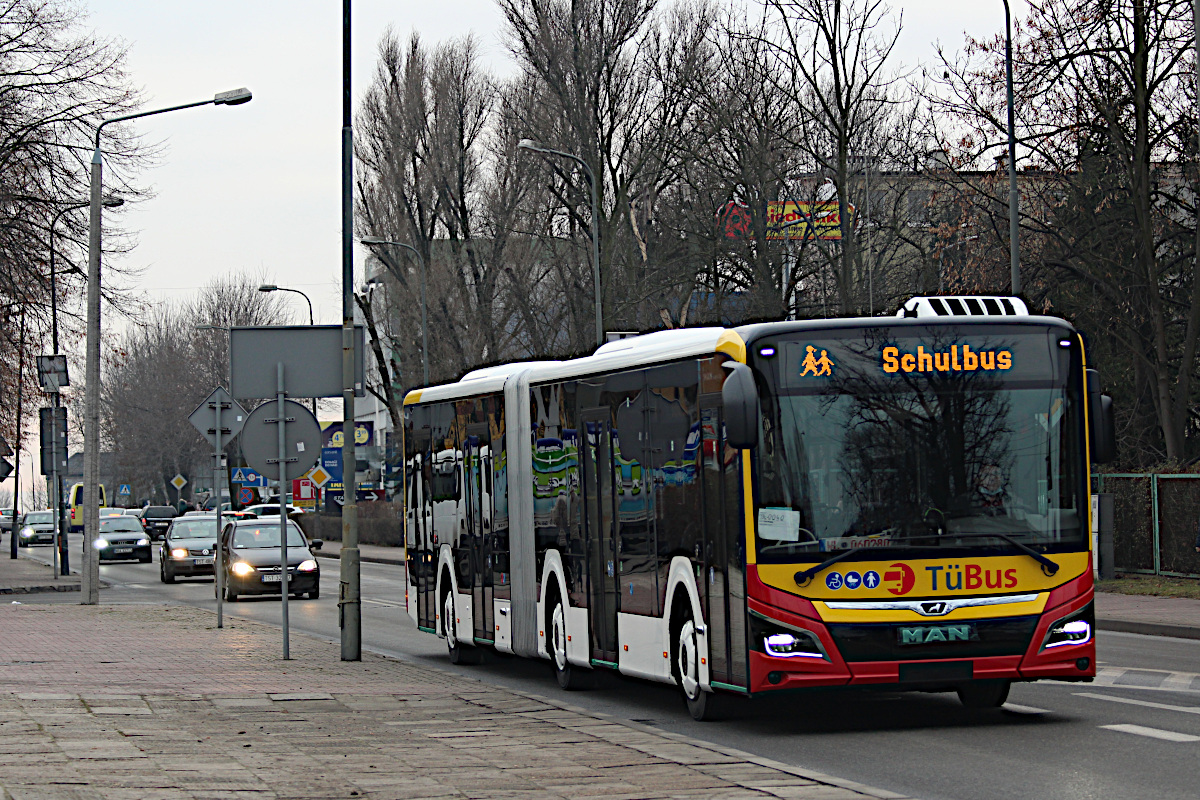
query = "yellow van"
xmin=67 ymin=483 xmax=107 ymax=532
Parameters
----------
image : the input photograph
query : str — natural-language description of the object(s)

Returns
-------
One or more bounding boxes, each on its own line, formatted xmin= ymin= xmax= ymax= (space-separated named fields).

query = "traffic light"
xmin=39 ymin=407 xmax=67 ymax=476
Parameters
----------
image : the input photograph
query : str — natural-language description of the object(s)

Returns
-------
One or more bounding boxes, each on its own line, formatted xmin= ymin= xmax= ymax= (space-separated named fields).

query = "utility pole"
xmin=10 ymin=307 xmax=25 ymax=559
xmin=339 ymin=0 xmax=361 ymax=660
xmin=1003 ymin=0 xmax=1021 ymax=294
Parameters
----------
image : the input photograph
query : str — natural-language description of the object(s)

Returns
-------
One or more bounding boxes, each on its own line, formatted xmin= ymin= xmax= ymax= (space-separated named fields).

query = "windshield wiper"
xmin=931 ymin=532 xmax=1059 ymax=576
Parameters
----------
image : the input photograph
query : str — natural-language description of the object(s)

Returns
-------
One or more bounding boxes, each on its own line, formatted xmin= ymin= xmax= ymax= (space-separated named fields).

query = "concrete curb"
xmin=0 ymin=583 xmax=82 ymax=595
xmin=1096 ymin=618 xmax=1200 ymax=641
xmin=313 ymin=549 xmax=404 ymax=566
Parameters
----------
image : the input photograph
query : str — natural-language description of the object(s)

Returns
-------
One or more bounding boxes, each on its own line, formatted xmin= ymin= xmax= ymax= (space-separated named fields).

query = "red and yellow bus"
xmin=403 ymin=296 xmax=1113 ymax=719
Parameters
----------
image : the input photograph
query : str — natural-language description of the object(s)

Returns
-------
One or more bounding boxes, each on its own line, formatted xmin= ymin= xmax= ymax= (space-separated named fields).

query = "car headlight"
xmin=298 ymin=559 xmax=318 ymax=572
xmin=230 ymin=561 xmax=255 ymax=577
xmin=170 ymin=548 xmax=189 ymax=559
xmin=20 ymin=527 xmax=34 ymax=538
xmin=94 ymin=538 xmax=109 ymax=549
xmin=137 ymin=538 xmax=150 ymax=546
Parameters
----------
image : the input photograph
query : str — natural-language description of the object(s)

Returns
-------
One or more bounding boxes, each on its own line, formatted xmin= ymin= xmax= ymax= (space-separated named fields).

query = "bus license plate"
xmin=262 ymin=574 xmax=283 ymax=583
xmin=194 ymin=557 xmax=214 ymax=565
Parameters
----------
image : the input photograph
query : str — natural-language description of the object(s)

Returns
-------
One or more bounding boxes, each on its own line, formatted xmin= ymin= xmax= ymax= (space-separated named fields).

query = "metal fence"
xmin=1093 ymin=473 xmax=1200 ymax=579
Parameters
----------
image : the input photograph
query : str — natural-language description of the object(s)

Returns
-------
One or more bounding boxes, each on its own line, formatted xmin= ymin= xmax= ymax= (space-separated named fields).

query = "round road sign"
xmin=239 ymin=399 xmax=322 ymax=482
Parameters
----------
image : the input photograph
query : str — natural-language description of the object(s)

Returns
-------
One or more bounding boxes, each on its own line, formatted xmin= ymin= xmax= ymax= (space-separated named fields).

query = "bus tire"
xmin=673 ymin=608 xmax=715 ymax=721
xmin=443 ymin=584 xmax=481 ymax=665
xmin=958 ymin=679 xmax=1010 ymax=709
xmin=550 ymin=596 xmax=585 ymax=690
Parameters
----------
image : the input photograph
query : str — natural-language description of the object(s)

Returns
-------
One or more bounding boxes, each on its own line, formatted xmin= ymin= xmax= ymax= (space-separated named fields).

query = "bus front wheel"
xmin=958 ymin=679 xmax=1011 ymax=709
xmin=550 ymin=598 xmax=586 ymax=690
xmin=674 ymin=614 xmax=715 ymax=721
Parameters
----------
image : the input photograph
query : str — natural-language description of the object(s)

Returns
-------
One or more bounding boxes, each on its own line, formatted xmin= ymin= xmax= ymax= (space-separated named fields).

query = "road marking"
xmin=1100 ymin=724 xmax=1200 ymax=742
xmin=1076 ymin=692 xmax=1200 ymax=715
xmin=1002 ymin=703 xmax=1049 ymax=715
xmin=1093 ymin=666 xmax=1200 ymax=695
xmin=361 ymin=598 xmax=403 ymax=608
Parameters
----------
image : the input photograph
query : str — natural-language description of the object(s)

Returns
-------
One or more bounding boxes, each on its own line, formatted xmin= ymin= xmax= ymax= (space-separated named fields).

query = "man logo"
xmin=898 ymin=624 xmax=978 ymax=645
xmin=919 ymin=601 xmax=950 ymax=616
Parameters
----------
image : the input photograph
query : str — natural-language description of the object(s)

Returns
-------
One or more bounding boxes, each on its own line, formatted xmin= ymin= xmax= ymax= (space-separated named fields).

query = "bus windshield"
xmin=752 ymin=323 xmax=1087 ymax=562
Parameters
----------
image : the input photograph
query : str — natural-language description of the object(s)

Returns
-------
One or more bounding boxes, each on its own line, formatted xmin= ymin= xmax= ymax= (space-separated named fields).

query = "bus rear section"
xmin=735 ymin=315 xmax=1107 ymax=705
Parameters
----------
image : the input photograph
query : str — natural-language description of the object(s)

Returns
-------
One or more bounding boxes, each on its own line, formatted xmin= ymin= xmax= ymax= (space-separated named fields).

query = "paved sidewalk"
xmin=0 ymin=548 xmax=80 ymax=594
xmin=1093 ymin=591 xmax=1200 ymax=640
xmin=311 ymin=539 xmax=404 ymax=566
xmin=0 ymin=604 xmax=901 ymax=800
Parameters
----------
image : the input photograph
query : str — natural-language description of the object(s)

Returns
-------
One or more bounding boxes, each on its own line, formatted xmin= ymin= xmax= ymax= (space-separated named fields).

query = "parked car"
xmin=15 ymin=510 xmax=56 ymax=546
xmin=95 ymin=516 xmax=152 ymax=562
xmin=132 ymin=505 xmax=178 ymax=540
xmin=1 ymin=508 xmax=15 ymax=533
xmin=159 ymin=516 xmax=220 ymax=583
xmin=215 ymin=518 xmax=322 ymax=602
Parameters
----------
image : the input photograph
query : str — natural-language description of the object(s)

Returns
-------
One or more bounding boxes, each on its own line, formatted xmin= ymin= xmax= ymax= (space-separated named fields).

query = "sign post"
xmin=188 ymin=387 xmax=247 ymax=630
xmin=239 ymin=377 xmax=320 ymax=660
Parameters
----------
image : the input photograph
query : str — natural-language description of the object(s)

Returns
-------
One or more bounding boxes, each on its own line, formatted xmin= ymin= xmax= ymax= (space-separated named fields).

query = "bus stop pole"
xmin=278 ymin=362 xmax=290 ymax=660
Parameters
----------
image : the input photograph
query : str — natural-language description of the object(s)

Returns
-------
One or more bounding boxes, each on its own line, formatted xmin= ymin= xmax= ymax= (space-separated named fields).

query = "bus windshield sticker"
xmin=758 ymin=507 xmax=801 ymax=542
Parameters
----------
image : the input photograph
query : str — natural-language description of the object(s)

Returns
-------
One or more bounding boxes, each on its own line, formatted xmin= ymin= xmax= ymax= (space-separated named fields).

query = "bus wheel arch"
xmin=545 ymin=579 xmax=584 ymax=690
xmin=669 ymin=586 xmax=714 ymax=721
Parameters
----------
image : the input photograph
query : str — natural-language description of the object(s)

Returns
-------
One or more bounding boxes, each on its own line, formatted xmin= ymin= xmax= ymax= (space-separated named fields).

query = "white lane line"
xmin=1002 ymin=703 xmax=1050 ymax=714
xmin=1100 ymin=724 xmax=1200 ymax=743
xmin=1076 ymin=692 xmax=1200 ymax=715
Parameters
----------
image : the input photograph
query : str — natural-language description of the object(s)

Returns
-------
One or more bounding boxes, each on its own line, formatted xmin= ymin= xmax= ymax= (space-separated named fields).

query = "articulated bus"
xmin=402 ymin=296 xmax=1115 ymax=720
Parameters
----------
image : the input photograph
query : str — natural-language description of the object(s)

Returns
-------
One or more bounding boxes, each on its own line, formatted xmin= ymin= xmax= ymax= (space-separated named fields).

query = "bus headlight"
xmin=1041 ymin=605 xmax=1094 ymax=650
xmin=763 ymin=631 xmax=826 ymax=659
xmin=231 ymin=561 xmax=255 ymax=577
xmin=171 ymin=548 xmax=189 ymax=559
xmin=297 ymin=559 xmax=318 ymax=572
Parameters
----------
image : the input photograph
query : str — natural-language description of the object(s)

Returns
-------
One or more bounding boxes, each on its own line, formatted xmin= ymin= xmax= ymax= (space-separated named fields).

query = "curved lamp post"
xmin=258 ymin=284 xmax=318 ymax=415
xmin=516 ymin=139 xmax=603 ymax=347
xmin=82 ymin=87 xmax=251 ymax=604
xmin=360 ymin=237 xmax=427 ymax=386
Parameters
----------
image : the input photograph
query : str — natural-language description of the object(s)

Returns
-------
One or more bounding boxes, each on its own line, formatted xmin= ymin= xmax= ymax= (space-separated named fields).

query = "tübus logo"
xmin=882 ymin=345 xmax=1012 ymax=374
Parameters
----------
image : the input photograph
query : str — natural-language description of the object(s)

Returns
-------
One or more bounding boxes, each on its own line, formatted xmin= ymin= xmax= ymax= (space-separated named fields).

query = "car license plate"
xmin=262 ymin=573 xmax=283 ymax=583
xmin=113 ymin=547 xmax=132 ymax=554
xmin=194 ymin=557 xmax=214 ymax=565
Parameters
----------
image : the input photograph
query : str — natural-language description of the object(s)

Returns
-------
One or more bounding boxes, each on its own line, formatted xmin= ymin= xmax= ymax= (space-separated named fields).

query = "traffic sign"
xmin=118 ymin=484 xmax=131 ymax=496
xmin=320 ymin=447 xmax=343 ymax=482
xmin=0 ymin=434 xmax=11 ymax=457
xmin=230 ymin=467 xmax=267 ymax=487
xmin=240 ymin=400 xmax=322 ymax=482
xmin=237 ymin=486 xmax=255 ymax=505
xmin=171 ymin=474 xmax=187 ymax=491
xmin=307 ymin=465 xmax=332 ymax=488
xmin=188 ymin=387 xmax=247 ymax=450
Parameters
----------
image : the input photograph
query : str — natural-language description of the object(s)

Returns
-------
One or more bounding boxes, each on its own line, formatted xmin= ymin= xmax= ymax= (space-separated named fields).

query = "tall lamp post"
xmin=83 ymin=87 xmax=252 ymax=604
xmin=516 ymin=139 xmax=604 ymax=348
xmin=48 ymin=196 xmax=121 ymax=575
xmin=1002 ymin=0 xmax=1020 ymax=294
xmin=258 ymin=284 xmax=319 ymax=415
xmin=360 ymin=237 xmax=427 ymax=386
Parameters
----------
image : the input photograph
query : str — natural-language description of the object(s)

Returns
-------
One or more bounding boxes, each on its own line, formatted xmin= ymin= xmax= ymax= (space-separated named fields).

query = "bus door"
xmin=699 ymin=398 xmax=747 ymax=689
xmin=581 ymin=410 xmax=619 ymax=664
xmin=465 ymin=422 xmax=493 ymax=643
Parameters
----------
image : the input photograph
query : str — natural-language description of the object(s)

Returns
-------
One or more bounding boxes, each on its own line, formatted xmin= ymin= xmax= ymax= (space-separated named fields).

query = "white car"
xmin=240 ymin=504 xmax=305 ymax=518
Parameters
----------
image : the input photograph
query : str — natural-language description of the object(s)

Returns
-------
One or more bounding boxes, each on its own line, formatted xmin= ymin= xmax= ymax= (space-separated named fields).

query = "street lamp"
xmin=1002 ymin=0 xmax=1020 ymax=294
xmin=82 ymin=87 xmax=252 ymax=604
xmin=258 ymin=284 xmax=318 ymax=415
xmin=516 ymin=138 xmax=604 ymax=348
xmin=45 ymin=195 xmax=122 ymax=574
xmin=360 ymin=237 xmax=428 ymax=386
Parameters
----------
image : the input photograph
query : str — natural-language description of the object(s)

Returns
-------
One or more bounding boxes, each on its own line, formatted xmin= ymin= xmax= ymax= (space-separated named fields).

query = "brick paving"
xmin=0 ymin=550 xmax=80 ymax=595
xmin=0 ymin=605 xmax=902 ymax=800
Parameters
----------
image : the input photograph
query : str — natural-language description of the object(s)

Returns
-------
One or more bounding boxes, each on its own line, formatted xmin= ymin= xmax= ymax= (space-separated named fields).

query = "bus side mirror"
xmin=1086 ymin=369 xmax=1117 ymax=464
xmin=721 ymin=362 xmax=759 ymax=450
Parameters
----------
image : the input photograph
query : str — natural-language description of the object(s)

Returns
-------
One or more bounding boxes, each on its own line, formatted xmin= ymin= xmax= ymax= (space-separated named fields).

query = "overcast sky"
xmin=85 ymin=0 xmax=1027 ymax=328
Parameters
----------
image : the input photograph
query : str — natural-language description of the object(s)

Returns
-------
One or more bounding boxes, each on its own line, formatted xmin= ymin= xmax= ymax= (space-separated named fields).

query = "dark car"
xmin=159 ymin=515 xmax=221 ymax=583
xmin=96 ymin=516 xmax=152 ymax=562
xmin=15 ymin=510 xmax=56 ymax=546
xmin=134 ymin=505 xmax=178 ymax=540
xmin=216 ymin=519 xmax=322 ymax=602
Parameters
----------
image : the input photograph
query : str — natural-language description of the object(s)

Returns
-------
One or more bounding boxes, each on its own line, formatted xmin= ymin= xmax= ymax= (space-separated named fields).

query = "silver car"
xmin=15 ymin=511 xmax=56 ymax=546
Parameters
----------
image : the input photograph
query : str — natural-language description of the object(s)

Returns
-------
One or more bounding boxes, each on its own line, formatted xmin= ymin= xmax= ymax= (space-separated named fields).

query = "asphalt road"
xmin=18 ymin=537 xmax=1200 ymax=800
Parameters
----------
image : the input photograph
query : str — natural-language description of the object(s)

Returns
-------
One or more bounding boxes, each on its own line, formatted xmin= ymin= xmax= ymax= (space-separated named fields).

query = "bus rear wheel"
xmin=444 ymin=589 xmax=480 ymax=665
xmin=675 ymin=614 xmax=714 ymax=721
xmin=958 ymin=679 xmax=1011 ymax=709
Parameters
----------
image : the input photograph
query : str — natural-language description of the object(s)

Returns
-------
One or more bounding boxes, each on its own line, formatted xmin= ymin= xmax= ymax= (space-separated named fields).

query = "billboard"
xmin=718 ymin=199 xmax=855 ymax=241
